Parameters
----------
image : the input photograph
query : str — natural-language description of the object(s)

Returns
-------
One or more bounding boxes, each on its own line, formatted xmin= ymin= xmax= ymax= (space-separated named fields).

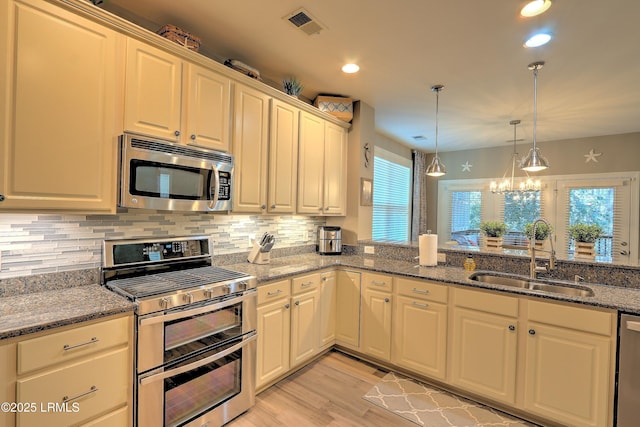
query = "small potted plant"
xmin=282 ymin=77 xmax=304 ymax=98
xmin=524 ymin=222 xmax=552 ymax=251
xmin=569 ymin=223 xmax=603 ymax=259
xmin=480 ymin=221 xmax=507 ymax=251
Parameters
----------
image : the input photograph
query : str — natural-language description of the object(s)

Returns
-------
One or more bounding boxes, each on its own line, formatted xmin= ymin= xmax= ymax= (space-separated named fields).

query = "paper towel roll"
xmin=419 ymin=234 xmax=438 ymax=266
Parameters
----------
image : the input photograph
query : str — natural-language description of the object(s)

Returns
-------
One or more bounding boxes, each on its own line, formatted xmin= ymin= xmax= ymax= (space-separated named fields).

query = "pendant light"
xmin=426 ymin=84 xmax=446 ymax=177
xmin=521 ymin=61 xmax=549 ymax=172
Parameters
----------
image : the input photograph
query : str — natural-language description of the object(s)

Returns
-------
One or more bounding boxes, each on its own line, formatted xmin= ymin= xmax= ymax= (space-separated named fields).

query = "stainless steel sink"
xmin=468 ymin=272 xmax=595 ymax=297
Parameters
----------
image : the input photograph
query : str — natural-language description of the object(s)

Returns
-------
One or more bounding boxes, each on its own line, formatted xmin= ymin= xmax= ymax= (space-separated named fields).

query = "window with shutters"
xmin=372 ymin=148 xmax=412 ymax=241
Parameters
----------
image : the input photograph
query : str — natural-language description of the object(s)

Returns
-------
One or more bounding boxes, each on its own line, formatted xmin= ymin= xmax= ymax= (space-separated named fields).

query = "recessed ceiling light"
xmin=342 ymin=63 xmax=360 ymax=73
xmin=520 ymin=0 xmax=552 ymax=17
xmin=525 ymin=33 xmax=552 ymax=48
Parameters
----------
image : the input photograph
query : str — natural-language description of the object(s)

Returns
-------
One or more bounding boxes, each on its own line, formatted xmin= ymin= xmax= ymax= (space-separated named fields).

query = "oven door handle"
xmin=139 ymin=332 xmax=256 ymax=386
xmin=139 ymin=289 xmax=256 ymax=326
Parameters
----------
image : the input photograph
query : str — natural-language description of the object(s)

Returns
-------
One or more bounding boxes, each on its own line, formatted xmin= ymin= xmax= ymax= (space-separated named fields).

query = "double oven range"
xmin=102 ymin=236 xmax=256 ymax=427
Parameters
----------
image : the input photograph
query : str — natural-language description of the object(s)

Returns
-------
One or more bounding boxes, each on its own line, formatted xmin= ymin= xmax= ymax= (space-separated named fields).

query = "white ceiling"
xmin=101 ymin=0 xmax=640 ymax=153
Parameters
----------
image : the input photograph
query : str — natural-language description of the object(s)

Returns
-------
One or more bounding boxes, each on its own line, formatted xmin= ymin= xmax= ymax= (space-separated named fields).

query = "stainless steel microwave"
xmin=118 ymin=134 xmax=233 ymax=212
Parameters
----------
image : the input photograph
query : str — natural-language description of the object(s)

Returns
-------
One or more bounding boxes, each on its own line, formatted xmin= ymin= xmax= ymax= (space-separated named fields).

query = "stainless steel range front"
xmin=101 ymin=236 xmax=256 ymax=427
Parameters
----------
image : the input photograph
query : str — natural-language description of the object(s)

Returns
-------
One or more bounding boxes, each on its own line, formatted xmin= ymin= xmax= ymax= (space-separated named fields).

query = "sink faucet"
xmin=530 ymin=217 xmax=556 ymax=279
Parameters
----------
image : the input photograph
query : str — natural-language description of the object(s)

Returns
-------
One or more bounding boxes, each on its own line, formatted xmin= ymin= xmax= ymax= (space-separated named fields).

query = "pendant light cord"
xmin=533 ymin=66 xmax=538 ymax=149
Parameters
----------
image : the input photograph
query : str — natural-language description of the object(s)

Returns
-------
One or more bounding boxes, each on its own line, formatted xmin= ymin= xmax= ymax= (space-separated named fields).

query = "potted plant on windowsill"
xmin=480 ymin=221 xmax=507 ymax=251
xmin=569 ymin=223 xmax=603 ymax=260
xmin=524 ymin=222 xmax=552 ymax=251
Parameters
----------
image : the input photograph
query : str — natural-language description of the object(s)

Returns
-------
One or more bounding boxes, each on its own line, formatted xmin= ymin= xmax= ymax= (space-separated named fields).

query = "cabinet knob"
xmin=325 ymin=207 xmax=330 ymax=211
xmin=620 ymin=250 xmax=629 ymax=256
xmin=384 ymin=298 xmax=390 ymax=303
xmin=528 ymin=329 xmax=536 ymax=335
xmin=284 ymin=303 xmax=290 ymax=309
xmin=271 ymin=204 xmax=276 ymax=209
xmin=174 ymin=130 xmax=181 ymax=137
xmin=319 ymin=207 xmax=323 ymax=211
xmin=190 ymin=134 xmax=196 ymax=140
xmin=0 ymin=194 xmax=4 ymax=202
xmin=295 ymin=301 xmax=300 ymax=306
xmin=159 ymin=298 xmax=169 ymax=309
xmin=508 ymin=325 xmax=516 ymax=331
xmin=261 ymin=205 xmax=266 ymax=210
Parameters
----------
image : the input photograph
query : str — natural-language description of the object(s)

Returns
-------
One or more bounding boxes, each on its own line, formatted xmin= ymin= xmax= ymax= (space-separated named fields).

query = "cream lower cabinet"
xmin=335 ymin=270 xmax=362 ymax=349
xmin=12 ymin=315 xmax=133 ymax=427
xmin=318 ymin=271 xmax=337 ymax=350
xmin=522 ymin=299 xmax=615 ymax=427
xmin=360 ymin=273 xmax=393 ymax=361
xmin=124 ymin=38 xmax=231 ymax=151
xmin=256 ymin=279 xmax=291 ymax=390
xmin=290 ymin=273 xmax=322 ymax=367
xmin=0 ymin=0 xmax=121 ymax=212
xmin=449 ymin=288 xmax=519 ymax=405
xmin=392 ymin=278 xmax=448 ymax=381
xmin=297 ymin=112 xmax=347 ymax=215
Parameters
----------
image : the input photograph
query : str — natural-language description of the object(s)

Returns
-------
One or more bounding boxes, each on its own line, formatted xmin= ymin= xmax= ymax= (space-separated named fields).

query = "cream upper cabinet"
xmin=124 ymin=38 xmax=231 ymax=151
xmin=0 ymin=0 xmax=121 ymax=212
xmin=318 ymin=271 xmax=337 ymax=349
xmin=256 ymin=279 xmax=291 ymax=390
xmin=335 ymin=270 xmax=361 ymax=349
xmin=231 ymin=83 xmax=270 ymax=213
xmin=449 ymin=287 xmax=519 ymax=405
xmin=522 ymin=299 xmax=615 ymax=427
xmin=360 ymin=273 xmax=393 ymax=361
xmin=297 ymin=111 xmax=347 ymax=215
xmin=268 ymin=99 xmax=299 ymax=213
xmin=392 ymin=278 xmax=448 ymax=381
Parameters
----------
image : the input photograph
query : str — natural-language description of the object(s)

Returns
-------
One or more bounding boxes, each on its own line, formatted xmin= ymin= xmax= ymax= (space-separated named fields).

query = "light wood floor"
xmin=228 ymin=350 xmax=416 ymax=426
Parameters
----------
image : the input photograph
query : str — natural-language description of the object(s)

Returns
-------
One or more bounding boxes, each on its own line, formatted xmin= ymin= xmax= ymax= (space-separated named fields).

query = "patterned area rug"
xmin=363 ymin=372 xmax=537 ymax=427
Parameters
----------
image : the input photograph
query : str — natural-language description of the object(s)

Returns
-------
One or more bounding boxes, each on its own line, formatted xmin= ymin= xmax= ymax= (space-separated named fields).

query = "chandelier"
xmin=490 ymin=120 xmax=541 ymax=198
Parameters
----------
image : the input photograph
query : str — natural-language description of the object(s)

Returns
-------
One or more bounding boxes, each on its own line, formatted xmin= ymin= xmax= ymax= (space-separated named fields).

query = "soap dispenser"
xmin=463 ymin=254 xmax=476 ymax=271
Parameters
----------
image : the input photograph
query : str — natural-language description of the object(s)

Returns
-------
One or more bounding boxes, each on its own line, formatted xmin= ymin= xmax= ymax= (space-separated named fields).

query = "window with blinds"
xmin=449 ymin=191 xmax=482 ymax=246
xmin=372 ymin=150 xmax=412 ymax=241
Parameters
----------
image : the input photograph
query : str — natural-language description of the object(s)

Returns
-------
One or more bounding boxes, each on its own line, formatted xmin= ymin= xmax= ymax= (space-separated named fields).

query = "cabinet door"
xmin=0 ymin=0 xmax=120 ymax=212
xmin=185 ymin=63 xmax=231 ymax=151
xmin=450 ymin=307 xmax=518 ymax=405
xmin=124 ymin=37 xmax=182 ymax=141
xmin=393 ymin=295 xmax=447 ymax=380
xmin=523 ymin=322 xmax=612 ymax=427
xmin=268 ymin=99 xmax=299 ymax=213
xmin=290 ymin=290 xmax=319 ymax=367
xmin=322 ymin=122 xmax=347 ymax=215
xmin=297 ymin=111 xmax=325 ymax=214
xmin=361 ymin=288 xmax=392 ymax=361
xmin=318 ymin=271 xmax=336 ymax=349
xmin=231 ymin=83 xmax=269 ymax=213
xmin=335 ymin=271 xmax=361 ymax=349
xmin=256 ymin=298 xmax=291 ymax=389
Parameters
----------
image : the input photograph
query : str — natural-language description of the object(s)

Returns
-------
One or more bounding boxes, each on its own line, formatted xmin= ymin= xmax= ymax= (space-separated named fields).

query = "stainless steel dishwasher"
xmin=617 ymin=314 xmax=640 ymax=426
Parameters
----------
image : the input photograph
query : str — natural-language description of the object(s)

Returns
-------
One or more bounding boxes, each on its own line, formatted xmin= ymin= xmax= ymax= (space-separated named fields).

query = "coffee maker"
xmin=316 ymin=226 xmax=342 ymax=255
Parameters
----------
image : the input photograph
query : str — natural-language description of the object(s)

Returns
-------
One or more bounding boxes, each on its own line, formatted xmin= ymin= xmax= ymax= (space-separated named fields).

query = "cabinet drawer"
xmin=527 ymin=299 xmax=614 ymax=336
xmin=453 ymin=287 xmax=518 ymax=317
xmin=363 ymin=272 xmax=393 ymax=292
xmin=396 ymin=278 xmax=448 ymax=303
xmin=81 ymin=405 xmax=129 ymax=427
xmin=292 ymin=273 xmax=320 ymax=295
xmin=18 ymin=316 xmax=130 ymax=375
xmin=257 ymin=279 xmax=291 ymax=305
xmin=17 ymin=348 xmax=129 ymax=427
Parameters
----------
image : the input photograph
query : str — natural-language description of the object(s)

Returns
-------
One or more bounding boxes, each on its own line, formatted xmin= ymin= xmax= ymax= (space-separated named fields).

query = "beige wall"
xmin=426 ymin=132 xmax=640 ymax=232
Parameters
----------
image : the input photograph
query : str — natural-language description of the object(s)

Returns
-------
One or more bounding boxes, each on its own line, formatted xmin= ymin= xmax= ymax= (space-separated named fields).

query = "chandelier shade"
xmin=426 ymin=84 xmax=446 ymax=177
xmin=521 ymin=61 xmax=549 ymax=172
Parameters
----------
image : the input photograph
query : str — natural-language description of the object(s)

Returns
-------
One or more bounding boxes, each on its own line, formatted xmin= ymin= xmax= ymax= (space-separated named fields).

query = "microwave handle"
xmin=208 ymin=164 xmax=220 ymax=210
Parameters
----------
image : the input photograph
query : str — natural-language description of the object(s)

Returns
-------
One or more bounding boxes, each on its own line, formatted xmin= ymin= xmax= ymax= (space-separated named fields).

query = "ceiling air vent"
xmin=284 ymin=8 xmax=325 ymax=35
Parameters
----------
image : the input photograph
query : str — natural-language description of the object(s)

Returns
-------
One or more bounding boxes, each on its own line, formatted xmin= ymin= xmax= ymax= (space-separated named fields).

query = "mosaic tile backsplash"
xmin=0 ymin=211 xmax=325 ymax=279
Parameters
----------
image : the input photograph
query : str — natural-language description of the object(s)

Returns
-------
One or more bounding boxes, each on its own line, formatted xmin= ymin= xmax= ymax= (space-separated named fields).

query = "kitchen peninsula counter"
xmin=225 ymin=253 xmax=640 ymax=315
xmin=0 ymin=285 xmax=135 ymax=340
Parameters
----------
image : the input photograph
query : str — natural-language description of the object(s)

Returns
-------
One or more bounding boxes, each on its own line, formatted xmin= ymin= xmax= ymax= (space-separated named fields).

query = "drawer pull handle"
xmin=412 ymin=288 xmax=429 ymax=294
xmin=372 ymin=281 xmax=386 ymax=286
xmin=412 ymin=301 xmax=429 ymax=308
xmin=267 ymin=289 xmax=283 ymax=296
xmin=301 ymin=281 xmax=314 ymax=287
xmin=63 ymin=337 xmax=99 ymax=351
xmin=62 ymin=385 xmax=98 ymax=403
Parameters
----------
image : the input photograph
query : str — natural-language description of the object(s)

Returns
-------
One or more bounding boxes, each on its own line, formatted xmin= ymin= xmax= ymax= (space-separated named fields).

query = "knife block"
xmin=247 ymin=240 xmax=270 ymax=264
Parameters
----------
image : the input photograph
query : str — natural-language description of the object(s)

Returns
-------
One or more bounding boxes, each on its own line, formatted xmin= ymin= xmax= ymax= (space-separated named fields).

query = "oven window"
xmin=164 ymin=302 xmax=242 ymax=363
xmin=164 ymin=343 xmax=243 ymax=427
xmin=130 ymin=160 xmax=209 ymax=200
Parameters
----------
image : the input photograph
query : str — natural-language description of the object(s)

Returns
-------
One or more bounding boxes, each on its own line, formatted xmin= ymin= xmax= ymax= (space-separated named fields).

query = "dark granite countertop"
xmin=0 ymin=285 xmax=136 ymax=340
xmin=225 ymin=253 xmax=640 ymax=315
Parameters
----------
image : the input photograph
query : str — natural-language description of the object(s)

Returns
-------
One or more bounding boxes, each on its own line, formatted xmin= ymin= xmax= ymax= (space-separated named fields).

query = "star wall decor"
xmin=462 ymin=161 xmax=472 ymax=172
xmin=584 ymin=149 xmax=602 ymax=163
